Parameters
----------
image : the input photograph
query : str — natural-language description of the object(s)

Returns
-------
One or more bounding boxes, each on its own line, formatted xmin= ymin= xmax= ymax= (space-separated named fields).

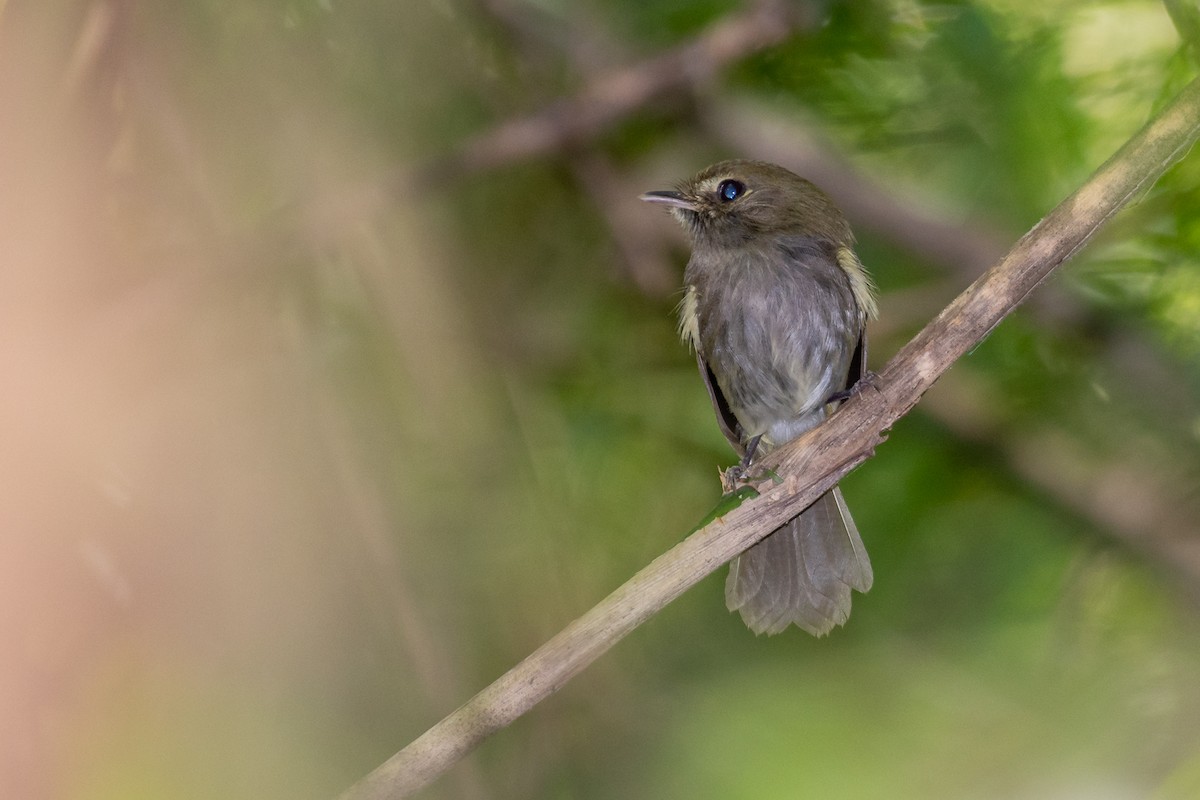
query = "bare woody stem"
xmin=339 ymin=76 xmax=1200 ymax=800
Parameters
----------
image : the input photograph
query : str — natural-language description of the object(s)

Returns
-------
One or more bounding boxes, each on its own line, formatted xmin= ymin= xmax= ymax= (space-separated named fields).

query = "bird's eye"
xmin=717 ymin=179 xmax=745 ymax=203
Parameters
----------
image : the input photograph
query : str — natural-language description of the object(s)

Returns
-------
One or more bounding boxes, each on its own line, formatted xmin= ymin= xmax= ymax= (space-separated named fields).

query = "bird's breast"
xmin=689 ymin=245 xmax=861 ymax=446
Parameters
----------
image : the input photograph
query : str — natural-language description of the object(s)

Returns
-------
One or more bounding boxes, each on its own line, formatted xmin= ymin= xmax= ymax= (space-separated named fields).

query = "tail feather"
xmin=725 ymin=486 xmax=872 ymax=636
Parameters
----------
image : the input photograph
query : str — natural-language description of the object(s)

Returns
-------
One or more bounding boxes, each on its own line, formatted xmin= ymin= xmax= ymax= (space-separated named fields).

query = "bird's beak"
xmin=639 ymin=190 xmax=696 ymax=210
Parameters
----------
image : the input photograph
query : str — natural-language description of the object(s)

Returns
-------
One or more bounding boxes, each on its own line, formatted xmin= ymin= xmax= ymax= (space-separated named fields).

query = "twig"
xmin=338 ymin=76 xmax=1200 ymax=800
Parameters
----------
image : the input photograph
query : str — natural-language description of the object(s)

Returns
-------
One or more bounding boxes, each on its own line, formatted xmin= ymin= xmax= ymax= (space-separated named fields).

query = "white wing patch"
xmin=676 ymin=284 xmax=701 ymax=350
xmin=836 ymin=246 xmax=878 ymax=321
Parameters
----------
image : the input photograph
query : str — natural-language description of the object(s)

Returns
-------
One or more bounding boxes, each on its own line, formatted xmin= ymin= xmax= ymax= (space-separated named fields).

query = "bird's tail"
xmin=725 ymin=486 xmax=872 ymax=636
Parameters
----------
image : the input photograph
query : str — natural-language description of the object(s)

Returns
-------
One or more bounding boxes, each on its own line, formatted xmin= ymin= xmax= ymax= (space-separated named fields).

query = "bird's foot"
xmin=720 ymin=435 xmax=767 ymax=493
xmin=825 ymin=370 xmax=882 ymax=406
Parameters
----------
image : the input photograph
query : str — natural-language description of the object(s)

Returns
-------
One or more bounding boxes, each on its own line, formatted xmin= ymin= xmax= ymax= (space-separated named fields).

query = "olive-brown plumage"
xmin=642 ymin=160 xmax=876 ymax=636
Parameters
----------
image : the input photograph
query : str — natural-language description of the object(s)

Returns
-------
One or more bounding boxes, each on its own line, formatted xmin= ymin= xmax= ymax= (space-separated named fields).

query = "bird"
xmin=641 ymin=159 xmax=876 ymax=636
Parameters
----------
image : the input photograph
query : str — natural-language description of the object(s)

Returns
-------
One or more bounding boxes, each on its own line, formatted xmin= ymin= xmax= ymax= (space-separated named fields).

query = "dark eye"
xmin=717 ymin=179 xmax=745 ymax=203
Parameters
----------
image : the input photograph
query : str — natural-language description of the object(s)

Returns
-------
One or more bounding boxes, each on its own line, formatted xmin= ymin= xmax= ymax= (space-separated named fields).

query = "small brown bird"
xmin=642 ymin=160 xmax=876 ymax=636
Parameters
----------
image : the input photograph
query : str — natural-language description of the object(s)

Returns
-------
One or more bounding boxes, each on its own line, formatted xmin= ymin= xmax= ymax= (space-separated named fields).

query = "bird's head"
xmin=641 ymin=159 xmax=852 ymax=249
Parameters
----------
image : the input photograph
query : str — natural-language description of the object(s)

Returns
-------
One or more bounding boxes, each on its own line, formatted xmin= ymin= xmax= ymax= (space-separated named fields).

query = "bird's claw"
xmin=825 ymin=370 xmax=882 ymax=406
xmin=720 ymin=434 xmax=773 ymax=493
xmin=720 ymin=463 xmax=749 ymax=494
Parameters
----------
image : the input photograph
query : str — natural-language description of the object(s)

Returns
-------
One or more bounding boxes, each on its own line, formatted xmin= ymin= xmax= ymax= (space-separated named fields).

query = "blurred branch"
xmin=338 ymin=72 xmax=1200 ymax=800
xmin=923 ymin=371 xmax=1200 ymax=600
xmin=1165 ymin=0 xmax=1200 ymax=60
xmin=426 ymin=0 xmax=818 ymax=178
xmin=464 ymin=0 xmax=620 ymax=74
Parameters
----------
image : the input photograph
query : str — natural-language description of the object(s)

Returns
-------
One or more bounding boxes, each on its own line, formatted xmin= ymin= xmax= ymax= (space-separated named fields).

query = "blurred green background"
xmin=4 ymin=1 xmax=1200 ymax=798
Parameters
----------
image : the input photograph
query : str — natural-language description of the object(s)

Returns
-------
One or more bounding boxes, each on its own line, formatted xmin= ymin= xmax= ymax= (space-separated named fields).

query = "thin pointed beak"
xmin=639 ymin=190 xmax=696 ymax=210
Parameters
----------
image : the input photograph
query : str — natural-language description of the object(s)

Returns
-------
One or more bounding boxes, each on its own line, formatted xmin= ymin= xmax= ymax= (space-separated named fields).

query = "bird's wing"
xmin=846 ymin=329 xmax=867 ymax=391
xmin=696 ymin=350 xmax=747 ymax=458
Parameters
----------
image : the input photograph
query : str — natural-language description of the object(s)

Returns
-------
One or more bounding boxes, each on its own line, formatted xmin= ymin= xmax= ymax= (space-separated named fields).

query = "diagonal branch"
xmin=338 ymin=76 xmax=1200 ymax=800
